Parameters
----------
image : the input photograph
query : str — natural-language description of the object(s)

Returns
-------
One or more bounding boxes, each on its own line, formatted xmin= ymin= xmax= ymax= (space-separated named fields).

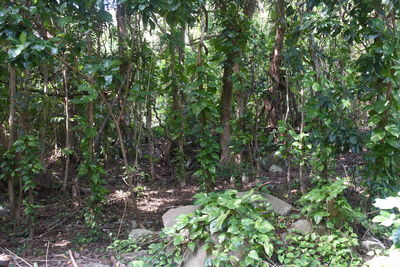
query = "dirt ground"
xmin=0 ymin=153 xmax=365 ymax=266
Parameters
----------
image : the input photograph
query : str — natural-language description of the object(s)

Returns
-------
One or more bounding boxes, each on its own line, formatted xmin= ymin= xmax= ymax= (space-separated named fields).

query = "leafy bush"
xmin=276 ymin=231 xmax=361 ymax=266
xmin=118 ymin=189 xmax=364 ymax=266
xmin=143 ymin=190 xmax=276 ymax=267
xmin=298 ymin=179 xmax=363 ymax=227
xmin=108 ymin=239 xmax=140 ymax=253
xmin=0 ymin=135 xmax=43 ymax=222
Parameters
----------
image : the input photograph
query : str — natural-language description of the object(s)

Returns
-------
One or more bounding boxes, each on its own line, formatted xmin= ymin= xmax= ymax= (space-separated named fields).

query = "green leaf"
xmin=19 ymin=31 xmax=27 ymax=44
xmin=387 ymin=138 xmax=400 ymax=149
xmin=50 ymin=47 xmax=58 ymax=55
xmin=188 ymin=242 xmax=196 ymax=252
xmin=373 ymin=100 xmax=388 ymax=114
xmin=313 ymin=213 xmax=324 ymax=224
xmin=104 ymin=75 xmax=113 ymax=85
xmin=255 ymin=219 xmax=274 ymax=233
xmin=8 ymin=42 xmax=30 ymax=59
xmin=259 ymin=234 xmax=273 ymax=257
xmin=32 ymin=44 xmax=45 ymax=51
xmin=210 ymin=211 xmax=229 ymax=234
xmin=349 ymin=135 xmax=357 ymax=145
xmin=240 ymin=218 xmax=254 ymax=229
xmin=312 ymin=83 xmax=322 ymax=92
xmin=371 ymin=130 xmax=386 ymax=142
xmin=393 ymin=228 xmax=400 ymax=248
xmin=128 ymin=261 xmax=146 ymax=267
xmin=248 ymin=250 xmax=260 ymax=260
xmin=173 ymin=235 xmax=184 ymax=246
xmin=385 ymin=124 xmax=400 ymax=138
xmin=162 ymin=227 xmax=176 ymax=236
xmin=278 ymin=254 xmax=285 ymax=263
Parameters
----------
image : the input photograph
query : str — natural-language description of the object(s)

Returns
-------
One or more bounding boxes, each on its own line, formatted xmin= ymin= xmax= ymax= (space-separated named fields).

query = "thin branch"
xmin=27 ymin=89 xmax=88 ymax=98
xmin=68 ymin=250 xmax=78 ymax=267
xmin=0 ymin=248 xmax=33 ymax=267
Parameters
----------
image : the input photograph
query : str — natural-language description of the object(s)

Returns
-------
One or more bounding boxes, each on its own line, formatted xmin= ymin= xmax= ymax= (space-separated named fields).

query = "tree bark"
xmin=170 ymin=47 xmax=187 ymax=186
xmin=146 ymin=99 xmax=155 ymax=181
xmin=219 ymin=0 xmax=257 ymax=164
xmin=220 ymin=56 xmax=235 ymax=164
xmin=62 ymin=64 xmax=71 ymax=193
xmin=267 ymin=0 xmax=286 ymax=128
xmin=7 ymin=63 xmax=17 ymax=222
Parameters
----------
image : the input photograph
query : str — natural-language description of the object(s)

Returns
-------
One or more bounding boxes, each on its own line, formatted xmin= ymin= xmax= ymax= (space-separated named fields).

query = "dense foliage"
xmin=1 ymin=0 xmax=400 ymax=265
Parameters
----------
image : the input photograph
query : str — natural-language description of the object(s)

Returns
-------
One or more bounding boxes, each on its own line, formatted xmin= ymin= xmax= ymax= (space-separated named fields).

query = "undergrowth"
xmin=117 ymin=188 xmax=362 ymax=267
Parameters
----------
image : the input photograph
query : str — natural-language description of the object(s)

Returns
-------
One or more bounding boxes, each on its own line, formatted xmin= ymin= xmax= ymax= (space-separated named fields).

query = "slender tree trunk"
xmin=169 ymin=26 xmax=187 ymax=187
xmin=115 ymin=2 xmax=142 ymax=225
xmin=146 ymin=100 xmax=155 ymax=181
xmin=86 ymin=35 xmax=95 ymax=161
xmin=7 ymin=63 xmax=17 ymax=223
xmin=254 ymin=99 xmax=261 ymax=177
xmin=40 ymin=64 xmax=49 ymax=161
xmin=299 ymin=86 xmax=306 ymax=195
xmin=268 ymin=0 xmax=286 ymax=128
xmin=170 ymin=56 xmax=187 ymax=186
xmin=62 ymin=65 xmax=71 ymax=192
xmin=88 ymin=102 xmax=94 ymax=160
xmin=220 ymin=0 xmax=257 ymax=164
xmin=219 ymin=57 xmax=234 ymax=164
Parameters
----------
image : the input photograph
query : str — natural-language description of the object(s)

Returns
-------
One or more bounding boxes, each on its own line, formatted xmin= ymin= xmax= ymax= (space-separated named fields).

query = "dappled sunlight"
xmin=52 ymin=240 xmax=70 ymax=248
xmin=107 ymin=190 xmax=131 ymax=203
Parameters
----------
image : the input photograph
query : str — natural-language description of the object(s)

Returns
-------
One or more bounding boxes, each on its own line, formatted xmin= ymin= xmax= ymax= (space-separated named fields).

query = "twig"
xmin=116 ymin=199 xmax=128 ymax=240
xmin=255 ymin=181 xmax=272 ymax=191
xmin=68 ymin=250 xmax=78 ymax=267
xmin=37 ymin=209 xmax=80 ymax=238
xmin=25 ymin=259 xmax=68 ymax=262
xmin=1 ymin=248 xmax=33 ymax=267
xmin=341 ymin=163 xmax=349 ymax=178
xmin=45 ymin=241 xmax=50 ymax=267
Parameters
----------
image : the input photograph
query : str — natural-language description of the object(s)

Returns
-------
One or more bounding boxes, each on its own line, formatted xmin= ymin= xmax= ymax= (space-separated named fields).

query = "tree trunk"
xmin=170 ymin=50 xmax=187 ymax=186
xmin=7 ymin=63 xmax=18 ymax=223
xmin=267 ymin=0 xmax=286 ymax=128
xmin=146 ymin=100 xmax=155 ymax=181
xmin=219 ymin=0 xmax=257 ymax=164
xmin=219 ymin=56 xmax=234 ymax=164
xmin=62 ymin=64 xmax=71 ymax=192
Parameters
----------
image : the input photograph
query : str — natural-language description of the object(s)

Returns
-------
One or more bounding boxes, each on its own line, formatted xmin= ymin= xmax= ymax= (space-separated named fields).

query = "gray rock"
xmin=0 ymin=254 xmax=11 ymax=267
xmin=236 ymin=192 xmax=292 ymax=216
xmin=260 ymin=193 xmax=292 ymax=215
xmin=361 ymin=239 xmax=386 ymax=251
xmin=269 ymin=164 xmax=283 ymax=173
xmin=128 ymin=229 xmax=154 ymax=240
xmin=182 ymin=242 xmax=208 ymax=267
xmin=258 ymin=153 xmax=287 ymax=172
xmin=291 ymin=219 xmax=313 ymax=233
xmin=0 ymin=205 xmax=9 ymax=216
xmin=182 ymin=237 xmax=242 ymax=267
xmin=121 ymin=250 xmax=149 ymax=262
xmin=162 ymin=205 xmax=198 ymax=228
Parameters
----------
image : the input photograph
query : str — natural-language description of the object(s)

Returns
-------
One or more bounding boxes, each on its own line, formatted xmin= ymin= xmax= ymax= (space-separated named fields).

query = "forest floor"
xmin=0 ymin=153 xmax=364 ymax=266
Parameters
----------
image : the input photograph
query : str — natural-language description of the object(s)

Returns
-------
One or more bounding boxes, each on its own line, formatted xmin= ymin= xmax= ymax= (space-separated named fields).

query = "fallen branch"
xmin=68 ymin=250 xmax=78 ymax=267
xmin=45 ymin=241 xmax=50 ymax=267
xmin=0 ymin=248 xmax=33 ymax=267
